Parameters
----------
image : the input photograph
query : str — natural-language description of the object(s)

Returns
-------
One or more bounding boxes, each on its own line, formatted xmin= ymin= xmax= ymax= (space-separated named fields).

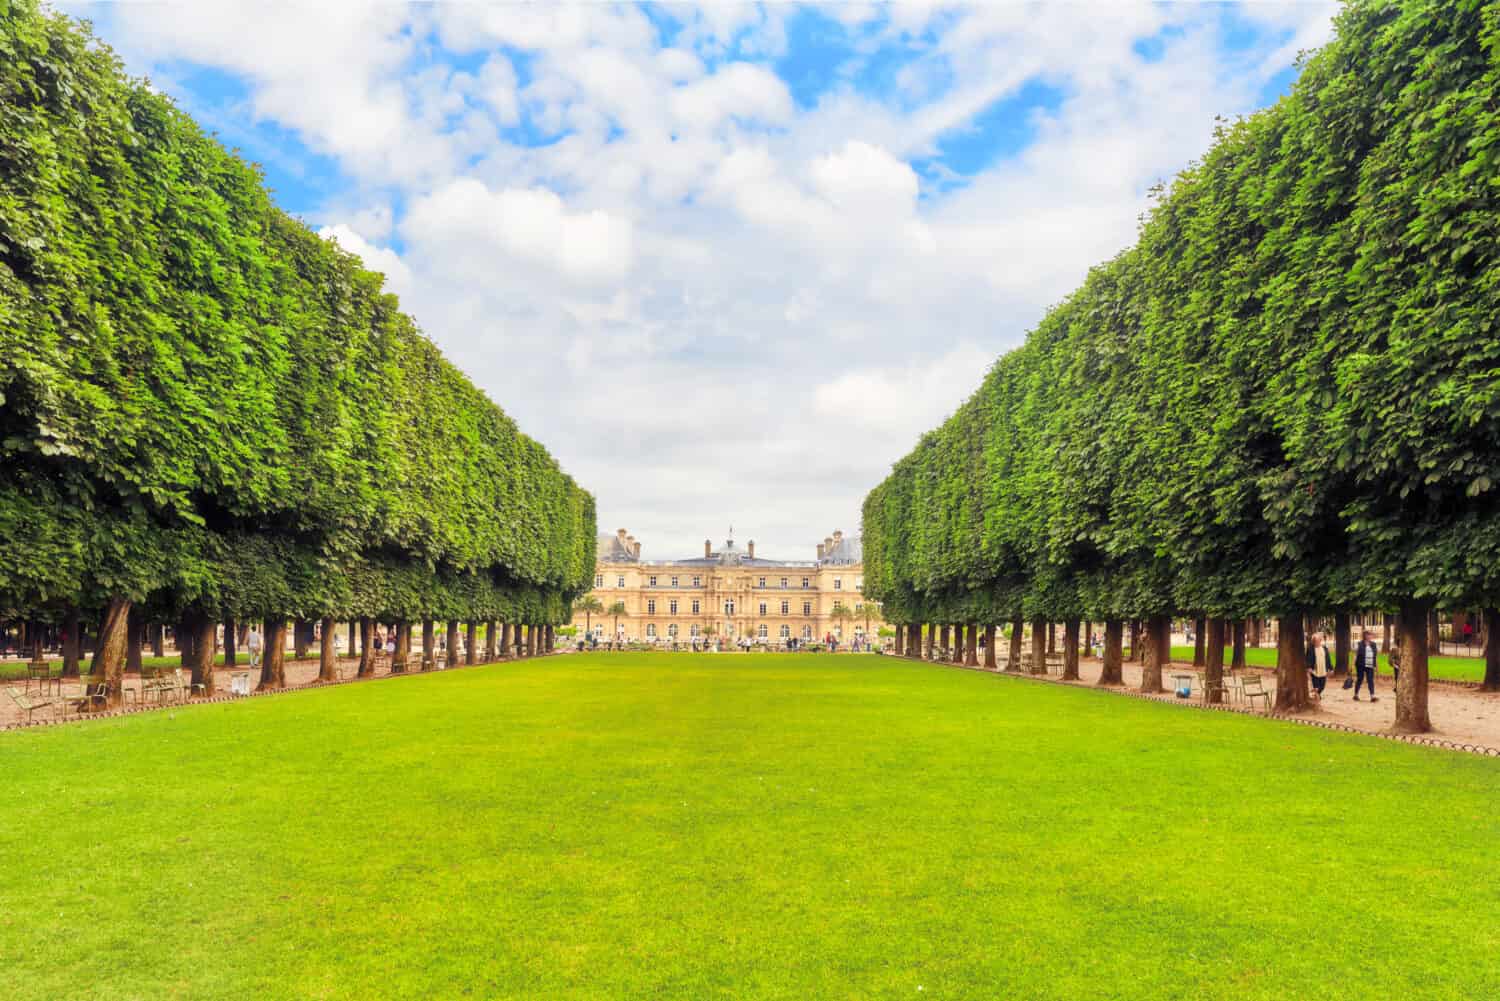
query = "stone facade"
xmin=570 ymin=529 xmax=883 ymax=646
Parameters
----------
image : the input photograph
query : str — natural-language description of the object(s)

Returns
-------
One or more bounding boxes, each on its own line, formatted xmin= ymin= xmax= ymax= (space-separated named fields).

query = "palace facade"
xmin=570 ymin=529 xmax=884 ymax=646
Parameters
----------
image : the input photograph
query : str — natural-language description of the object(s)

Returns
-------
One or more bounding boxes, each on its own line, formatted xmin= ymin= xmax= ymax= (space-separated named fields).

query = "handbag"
xmin=1342 ymin=676 xmax=1353 ymax=690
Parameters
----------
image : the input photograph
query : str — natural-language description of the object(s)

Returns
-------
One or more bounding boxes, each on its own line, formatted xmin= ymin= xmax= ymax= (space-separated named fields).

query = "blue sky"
xmin=72 ymin=1 xmax=1337 ymax=558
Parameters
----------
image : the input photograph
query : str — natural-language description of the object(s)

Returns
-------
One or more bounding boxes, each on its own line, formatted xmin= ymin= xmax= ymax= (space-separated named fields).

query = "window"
xmin=690 ymin=624 xmax=701 ymax=637
xmin=724 ymin=599 xmax=735 ymax=615
xmin=801 ymin=577 xmax=810 ymax=588
xmin=758 ymin=624 xmax=768 ymax=639
xmin=646 ymin=624 xmax=657 ymax=638
xmin=758 ymin=576 xmax=766 ymax=588
xmin=668 ymin=624 xmax=679 ymax=637
xmin=802 ymin=626 xmax=813 ymax=639
xmin=802 ymin=601 xmax=812 ymax=616
xmin=647 ymin=599 xmax=656 ymax=615
xmin=692 ymin=576 xmax=702 ymax=587
xmin=669 ymin=599 xmax=678 ymax=615
xmin=780 ymin=601 xmax=789 ymax=615
xmin=834 ymin=578 xmax=842 ymax=591
xmin=759 ymin=602 xmax=767 ymax=615
xmin=616 ymin=575 xmax=625 ymax=588
xmin=691 ymin=599 xmax=701 ymax=614
xmin=594 ymin=574 xmax=603 ymax=588
xmin=649 ymin=575 xmax=657 ymax=587
xmin=780 ymin=577 xmax=788 ymax=589
xmin=856 ymin=578 xmax=863 ymax=591
xmin=671 ymin=576 xmax=679 ymax=587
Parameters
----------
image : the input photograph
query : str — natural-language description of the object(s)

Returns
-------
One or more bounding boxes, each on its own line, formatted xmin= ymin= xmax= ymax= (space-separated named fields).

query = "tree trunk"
xmin=1333 ymin=611 xmax=1351 ymax=676
xmin=319 ymin=616 xmax=338 ymax=681
xmin=1249 ymin=617 xmax=1262 ymax=648
xmin=1029 ymin=617 xmax=1047 ymax=675
xmin=87 ymin=598 xmax=132 ymax=708
xmin=1205 ymin=617 xmax=1226 ymax=704
xmin=949 ymin=625 xmax=962 ymax=664
xmin=391 ymin=620 xmax=409 ymax=673
xmin=1427 ymin=607 xmax=1441 ymax=653
xmin=500 ymin=622 xmax=513 ymax=659
xmin=190 ymin=613 xmax=216 ymax=696
xmin=358 ymin=617 xmax=375 ymax=677
xmin=258 ymin=618 xmax=286 ymax=690
xmin=937 ymin=623 xmax=949 ymax=657
xmin=466 ymin=620 xmax=478 ymax=665
xmin=1062 ymin=618 xmax=1080 ymax=681
xmin=1128 ymin=620 xmax=1140 ymax=662
xmin=1047 ymin=623 xmax=1057 ymax=656
xmin=1006 ymin=617 xmax=1023 ymax=672
xmin=1231 ymin=618 xmax=1246 ymax=669
xmin=1099 ymin=619 xmax=1124 ymax=685
xmin=1141 ymin=614 xmax=1169 ymax=692
xmin=1382 ymin=613 xmax=1393 ymax=653
xmin=61 ymin=606 xmax=82 ymax=678
xmin=178 ymin=620 xmax=196 ymax=668
xmin=485 ymin=619 xmax=498 ymax=662
xmin=1192 ymin=617 xmax=1206 ymax=667
xmin=894 ymin=623 xmax=905 ymax=657
xmin=1480 ymin=608 xmax=1500 ymax=692
xmin=150 ymin=622 xmax=164 ymax=658
xmin=126 ymin=606 xmax=144 ymax=674
xmin=422 ymin=619 xmax=436 ymax=670
xmin=446 ymin=620 xmax=460 ymax=666
xmin=222 ymin=617 xmax=236 ymax=669
xmin=530 ymin=624 xmax=541 ymax=657
xmin=919 ymin=623 xmax=930 ymax=660
xmin=983 ymin=624 xmax=997 ymax=669
xmin=1395 ymin=600 xmax=1432 ymax=733
xmin=1274 ymin=615 xmax=1309 ymax=713
xmin=963 ymin=624 xmax=977 ymax=666
xmin=293 ymin=620 xmax=308 ymax=660
xmin=349 ymin=620 xmax=360 ymax=658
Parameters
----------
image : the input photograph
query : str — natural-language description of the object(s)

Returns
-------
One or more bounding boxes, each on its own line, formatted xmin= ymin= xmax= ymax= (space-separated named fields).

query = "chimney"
xmin=633 ymin=542 xmax=641 ymax=559
xmin=833 ymin=529 xmax=843 ymax=542
xmin=617 ymin=528 xmax=627 ymax=538
xmin=748 ymin=540 xmax=755 ymax=559
xmin=817 ymin=543 xmax=825 ymax=560
xmin=705 ymin=539 xmax=712 ymax=558
xmin=825 ymin=536 xmax=834 ymax=553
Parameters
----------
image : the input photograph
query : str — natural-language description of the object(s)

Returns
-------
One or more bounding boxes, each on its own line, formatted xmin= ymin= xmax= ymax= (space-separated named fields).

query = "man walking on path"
xmin=1353 ymin=629 xmax=1381 ymax=702
xmin=246 ymin=626 xmax=263 ymax=670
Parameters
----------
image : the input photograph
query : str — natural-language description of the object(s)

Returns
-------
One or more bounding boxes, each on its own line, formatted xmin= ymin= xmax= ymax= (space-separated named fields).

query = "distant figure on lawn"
xmin=1354 ymin=629 xmax=1381 ymax=702
xmin=1305 ymin=631 xmax=1332 ymax=700
xmin=246 ymin=627 xmax=263 ymax=669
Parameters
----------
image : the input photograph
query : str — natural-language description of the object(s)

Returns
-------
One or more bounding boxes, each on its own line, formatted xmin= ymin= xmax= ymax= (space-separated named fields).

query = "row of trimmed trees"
xmin=862 ymin=0 xmax=1500 ymax=735
xmin=0 ymin=2 xmax=595 ymax=706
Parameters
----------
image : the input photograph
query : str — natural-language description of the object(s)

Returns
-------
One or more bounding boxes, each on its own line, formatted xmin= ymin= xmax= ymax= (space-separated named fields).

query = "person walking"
xmin=246 ymin=625 xmax=263 ymax=670
xmin=1353 ymin=629 xmax=1380 ymax=702
xmin=1305 ymin=630 xmax=1332 ymax=700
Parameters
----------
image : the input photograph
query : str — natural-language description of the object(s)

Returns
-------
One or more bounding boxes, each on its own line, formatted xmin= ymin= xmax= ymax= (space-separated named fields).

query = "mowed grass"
xmin=1168 ymin=645 xmax=1488 ymax=682
xmin=3 ymin=653 xmax=1498 ymax=1000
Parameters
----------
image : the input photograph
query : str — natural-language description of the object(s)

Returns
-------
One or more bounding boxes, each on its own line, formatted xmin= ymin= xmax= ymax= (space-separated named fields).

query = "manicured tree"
xmin=85 ymin=598 xmax=133 ymax=708
xmin=446 ymin=620 xmax=460 ymax=667
xmin=391 ymin=621 xmax=408 ymax=673
xmin=499 ymin=622 xmax=512 ymax=659
xmin=358 ymin=618 xmax=376 ymax=677
xmin=1204 ymin=618 xmax=1226 ymax=705
xmin=893 ymin=622 xmax=905 ymax=656
xmin=421 ymin=619 xmax=436 ymax=670
xmin=983 ymin=624 xmax=997 ymax=669
xmin=964 ymin=623 xmax=978 ymax=667
xmin=485 ymin=619 xmax=497 ymax=662
xmin=1098 ymin=620 xmax=1124 ymax=686
xmin=1006 ymin=618 xmax=1023 ymax=673
xmin=319 ymin=616 xmax=337 ymax=682
xmin=1061 ymin=619 xmax=1080 ymax=681
xmin=466 ymin=620 xmax=478 ymax=665
xmin=1140 ymin=615 xmax=1170 ymax=693
xmin=258 ymin=618 xmax=287 ymax=691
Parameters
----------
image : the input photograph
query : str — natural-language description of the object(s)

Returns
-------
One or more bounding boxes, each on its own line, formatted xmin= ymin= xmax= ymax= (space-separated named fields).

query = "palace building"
xmin=570 ymin=529 xmax=884 ymax=646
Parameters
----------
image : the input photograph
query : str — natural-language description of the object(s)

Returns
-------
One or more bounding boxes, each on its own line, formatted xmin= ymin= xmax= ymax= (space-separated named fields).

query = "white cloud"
xmin=317 ymin=224 xmax=412 ymax=300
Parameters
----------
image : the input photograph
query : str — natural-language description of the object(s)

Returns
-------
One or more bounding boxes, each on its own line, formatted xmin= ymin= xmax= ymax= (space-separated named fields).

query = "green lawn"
xmin=1169 ymin=645 xmax=1487 ymax=682
xmin=3 ymin=653 xmax=1497 ymax=999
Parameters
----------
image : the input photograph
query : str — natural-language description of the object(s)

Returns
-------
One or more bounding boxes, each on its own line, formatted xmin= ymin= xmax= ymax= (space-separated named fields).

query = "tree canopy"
xmin=862 ymin=0 xmax=1500 ymax=629
xmin=0 ymin=1 xmax=596 ymax=630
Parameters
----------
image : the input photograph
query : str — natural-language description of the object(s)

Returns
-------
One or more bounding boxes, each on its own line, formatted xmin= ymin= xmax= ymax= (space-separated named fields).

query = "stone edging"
xmin=907 ymin=655 xmax=1500 ymax=758
xmin=0 ymin=652 xmax=559 ymax=733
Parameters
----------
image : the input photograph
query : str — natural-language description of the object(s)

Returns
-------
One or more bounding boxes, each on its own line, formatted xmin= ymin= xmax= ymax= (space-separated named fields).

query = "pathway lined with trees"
xmin=863 ymin=0 xmax=1500 ymax=736
xmin=0 ymin=2 xmax=595 ymax=710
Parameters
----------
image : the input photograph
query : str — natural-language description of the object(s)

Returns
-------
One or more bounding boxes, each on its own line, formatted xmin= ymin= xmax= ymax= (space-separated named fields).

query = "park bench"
xmin=7 ymin=686 xmax=59 ymax=723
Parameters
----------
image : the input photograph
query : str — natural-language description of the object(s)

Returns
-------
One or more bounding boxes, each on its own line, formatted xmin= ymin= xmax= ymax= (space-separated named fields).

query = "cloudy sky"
xmin=69 ymin=1 xmax=1337 ymax=561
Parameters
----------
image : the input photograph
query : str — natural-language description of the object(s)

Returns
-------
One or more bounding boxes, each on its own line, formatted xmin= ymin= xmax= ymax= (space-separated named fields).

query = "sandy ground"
xmin=7 ymin=649 xmax=1500 ymax=751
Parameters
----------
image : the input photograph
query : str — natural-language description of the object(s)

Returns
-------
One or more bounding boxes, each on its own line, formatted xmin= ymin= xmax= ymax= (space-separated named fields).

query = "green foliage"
xmin=0 ymin=1 xmax=594 ymax=626
xmin=863 ymin=0 xmax=1500 ymax=624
